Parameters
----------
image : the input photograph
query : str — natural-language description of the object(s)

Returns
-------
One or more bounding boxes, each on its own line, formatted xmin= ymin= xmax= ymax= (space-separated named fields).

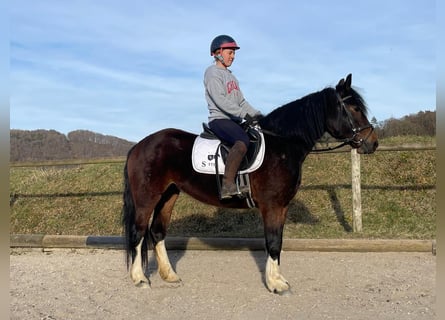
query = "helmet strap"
xmin=215 ymin=49 xmax=228 ymax=68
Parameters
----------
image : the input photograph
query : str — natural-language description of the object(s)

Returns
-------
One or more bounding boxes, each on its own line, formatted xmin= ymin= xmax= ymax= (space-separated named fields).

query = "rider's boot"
xmin=220 ymin=141 xmax=247 ymax=200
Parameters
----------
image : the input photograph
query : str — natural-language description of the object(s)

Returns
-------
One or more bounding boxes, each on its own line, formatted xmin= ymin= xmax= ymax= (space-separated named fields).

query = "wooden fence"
xmin=348 ymin=146 xmax=435 ymax=232
xmin=10 ymin=145 xmax=436 ymax=233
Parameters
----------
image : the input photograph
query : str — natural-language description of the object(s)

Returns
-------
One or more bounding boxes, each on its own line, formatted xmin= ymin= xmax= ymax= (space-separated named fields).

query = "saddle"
xmin=192 ymin=123 xmax=265 ymax=175
xmin=192 ymin=123 xmax=265 ymax=207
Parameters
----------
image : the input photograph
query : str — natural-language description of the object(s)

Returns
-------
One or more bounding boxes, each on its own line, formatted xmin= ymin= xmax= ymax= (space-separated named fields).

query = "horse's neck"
xmin=262 ymin=89 xmax=331 ymax=145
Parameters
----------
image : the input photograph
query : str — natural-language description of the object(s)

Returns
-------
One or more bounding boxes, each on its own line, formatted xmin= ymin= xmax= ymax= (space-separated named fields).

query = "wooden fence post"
xmin=351 ymin=148 xmax=362 ymax=232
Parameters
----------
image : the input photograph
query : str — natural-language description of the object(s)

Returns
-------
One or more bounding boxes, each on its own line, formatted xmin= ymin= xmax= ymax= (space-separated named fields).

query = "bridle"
xmin=306 ymin=93 xmax=374 ymax=152
xmin=335 ymin=92 xmax=374 ymax=144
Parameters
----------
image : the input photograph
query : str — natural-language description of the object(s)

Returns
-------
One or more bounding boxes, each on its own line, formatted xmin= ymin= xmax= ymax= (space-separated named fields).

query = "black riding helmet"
xmin=210 ymin=35 xmax=240 ymax=56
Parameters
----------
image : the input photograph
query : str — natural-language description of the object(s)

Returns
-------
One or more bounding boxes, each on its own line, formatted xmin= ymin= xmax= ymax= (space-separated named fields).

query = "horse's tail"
xmin=122 ymin=146 xmax=149 ymax=270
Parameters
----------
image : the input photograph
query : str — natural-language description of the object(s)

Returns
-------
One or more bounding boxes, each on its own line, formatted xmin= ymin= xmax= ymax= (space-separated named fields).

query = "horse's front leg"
xmin=261 ymin=206 xmax=291 ymax=294
xmin=265 ymin=253 xmax=290 ymax=294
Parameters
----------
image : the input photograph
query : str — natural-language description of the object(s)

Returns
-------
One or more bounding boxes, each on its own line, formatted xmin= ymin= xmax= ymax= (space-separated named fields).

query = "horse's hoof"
xmin=164 ymin=275 xmax=182 ymax=283
xmin=135 ymin=280 xmax=151 ymax=288
xmin=159 ymin=269 xmax=182 ymax=283
xmin=267 ymin=279 xmax=291 ymax=295
xmin=273 ymin=286 xmax=293 ymax=296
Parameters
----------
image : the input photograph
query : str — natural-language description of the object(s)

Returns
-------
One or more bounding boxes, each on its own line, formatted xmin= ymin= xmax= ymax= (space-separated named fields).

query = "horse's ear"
xmin=336 ymin=77 xmax=345 ymax=93
xmin=345 ymin=73 xmax=352 ymax=90
xmin=336 ymin=74 xmax=352 ymax=94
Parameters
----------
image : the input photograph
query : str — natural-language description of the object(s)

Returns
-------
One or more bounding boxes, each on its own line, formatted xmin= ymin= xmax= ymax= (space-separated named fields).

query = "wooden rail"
xmin=9 ymin=145 xmax=435 ymax=167
xmin=9 ymin=145 xmax=435 ymax=233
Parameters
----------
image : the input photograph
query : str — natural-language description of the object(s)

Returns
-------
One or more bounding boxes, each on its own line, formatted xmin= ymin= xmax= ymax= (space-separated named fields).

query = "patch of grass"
xmin=10 ymin=137 xmax=436 ymax=239
xmin=379 ymin=135 xmax=436 ymax=147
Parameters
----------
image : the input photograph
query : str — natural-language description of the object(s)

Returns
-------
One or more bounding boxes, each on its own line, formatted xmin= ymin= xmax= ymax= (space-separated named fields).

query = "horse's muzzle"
xmin=357 ymin=130 xmax=378 ymax=154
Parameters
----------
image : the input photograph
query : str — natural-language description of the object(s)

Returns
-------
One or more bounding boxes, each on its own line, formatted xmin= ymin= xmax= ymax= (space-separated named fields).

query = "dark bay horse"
xmin=122 ymin=74 xmax=378 ymax=294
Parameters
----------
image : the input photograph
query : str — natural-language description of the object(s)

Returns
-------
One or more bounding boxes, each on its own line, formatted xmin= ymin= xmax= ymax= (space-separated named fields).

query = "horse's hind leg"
xmin=128 ymin=196 xmax=161 ymax=288
xmin=131 ymin=235 xmax=150 ymax=288
xmin=125 ymin=180 xmax=163 ymax=288
xmin=150 ymin=184 xmax=181 ymax=283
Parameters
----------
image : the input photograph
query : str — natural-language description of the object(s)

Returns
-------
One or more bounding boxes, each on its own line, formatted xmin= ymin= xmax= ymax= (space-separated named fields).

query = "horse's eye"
xmin=349 ymin=105 xmax=360 ymax=112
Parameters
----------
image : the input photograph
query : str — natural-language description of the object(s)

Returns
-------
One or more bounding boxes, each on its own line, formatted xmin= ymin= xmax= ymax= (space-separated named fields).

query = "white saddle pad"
xmin=192 ymin=131 xmax=265 ymax=175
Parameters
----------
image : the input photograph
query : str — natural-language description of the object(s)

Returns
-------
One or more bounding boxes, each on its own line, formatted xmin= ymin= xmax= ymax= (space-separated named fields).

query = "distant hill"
xmin=10 ymin=129 xmax=135 ymax=162
xmin=9 ymin=110 xmax=435 ymax=162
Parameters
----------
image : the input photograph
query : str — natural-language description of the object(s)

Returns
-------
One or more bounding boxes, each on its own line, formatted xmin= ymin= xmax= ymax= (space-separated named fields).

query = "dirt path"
xmin=10 ymin=248 xmax=435 ymax=320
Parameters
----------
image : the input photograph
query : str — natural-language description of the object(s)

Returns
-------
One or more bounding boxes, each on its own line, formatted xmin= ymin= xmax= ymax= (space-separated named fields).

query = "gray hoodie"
xmin=204 ymin=65 xmax=260 ymax=123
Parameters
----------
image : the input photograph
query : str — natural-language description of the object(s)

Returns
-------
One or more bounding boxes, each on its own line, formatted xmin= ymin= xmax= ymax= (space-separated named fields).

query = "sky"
xmin=10 ymin=0 xmax=436 ymax=142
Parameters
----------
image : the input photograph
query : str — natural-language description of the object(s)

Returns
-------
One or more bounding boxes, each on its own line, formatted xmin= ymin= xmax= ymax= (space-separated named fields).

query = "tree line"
xmin=10 ymin=129 xmax=135 ymax=162
xmin=372 ymin=110 xmax=435 ymax=138
xmin=10 ymin=110 xmax=435 ymax=162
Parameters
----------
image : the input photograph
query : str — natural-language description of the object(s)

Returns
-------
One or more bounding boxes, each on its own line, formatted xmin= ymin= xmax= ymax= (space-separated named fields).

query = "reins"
xmin=259 ymin=128 xmax=351 ymax=152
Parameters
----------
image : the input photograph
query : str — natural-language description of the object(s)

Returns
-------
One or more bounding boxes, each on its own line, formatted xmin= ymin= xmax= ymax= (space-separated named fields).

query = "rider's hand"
xmin=245 ymin=113 xmax=264 ymax=126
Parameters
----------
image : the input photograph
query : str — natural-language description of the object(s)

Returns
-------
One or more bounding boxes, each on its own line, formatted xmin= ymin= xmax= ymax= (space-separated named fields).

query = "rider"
xmin=204 ymin=35 xmax=263 ymax=199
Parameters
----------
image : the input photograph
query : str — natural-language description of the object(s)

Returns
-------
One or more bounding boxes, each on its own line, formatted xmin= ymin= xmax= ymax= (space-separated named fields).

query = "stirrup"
xmin=239 ymin=184 xmax=250 ymax=194
xmin=220 ymin=184 xmax=242 ymax=200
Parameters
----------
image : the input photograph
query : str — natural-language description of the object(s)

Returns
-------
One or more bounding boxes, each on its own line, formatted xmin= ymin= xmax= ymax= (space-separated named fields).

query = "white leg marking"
xmin=265 ymin=255 xmax=290 ymax=294
xmin=155 ymin=240 xmax=181 ymax=283
xmin=130 ymin=237 xmax=150 ymax=288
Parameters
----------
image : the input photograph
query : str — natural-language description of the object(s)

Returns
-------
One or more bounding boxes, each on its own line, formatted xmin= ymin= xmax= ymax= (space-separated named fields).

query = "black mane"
xmin=259 ymin=86 xmax=368 ymax=147
xmin=260 ymin=88 xmax=333 ymax=146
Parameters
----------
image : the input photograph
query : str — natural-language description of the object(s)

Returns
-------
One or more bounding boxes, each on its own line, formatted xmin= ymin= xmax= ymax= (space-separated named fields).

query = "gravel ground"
xmin=10 ymin=248 xmax=436 ymax=320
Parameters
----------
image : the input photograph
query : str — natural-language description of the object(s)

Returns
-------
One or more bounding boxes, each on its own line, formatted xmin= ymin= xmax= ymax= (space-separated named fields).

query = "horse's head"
xmin=326 ymin=74 xmax=378 ymax=154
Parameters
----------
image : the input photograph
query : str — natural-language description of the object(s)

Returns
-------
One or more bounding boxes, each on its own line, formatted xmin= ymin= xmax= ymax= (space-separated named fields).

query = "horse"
xmin=122 ymin=74 xmax=378 ymax=294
